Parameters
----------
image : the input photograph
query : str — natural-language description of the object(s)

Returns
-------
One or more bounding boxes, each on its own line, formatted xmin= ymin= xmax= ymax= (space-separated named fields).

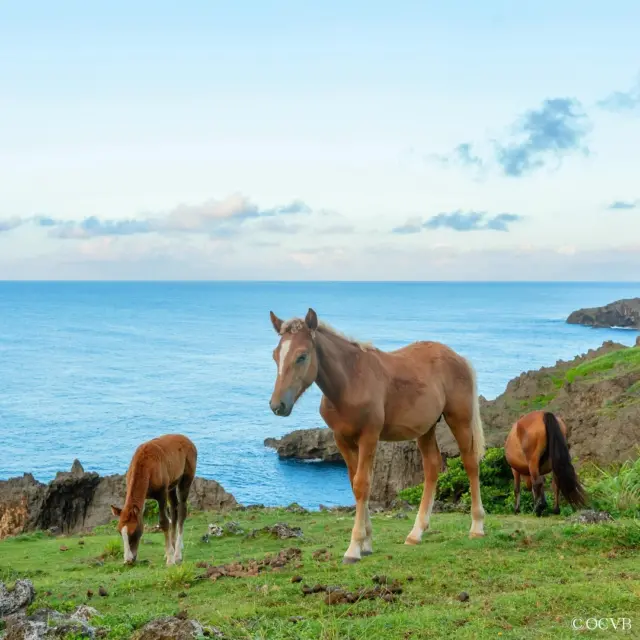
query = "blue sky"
xmin=1 ymin=1 xmax=639 ymax=280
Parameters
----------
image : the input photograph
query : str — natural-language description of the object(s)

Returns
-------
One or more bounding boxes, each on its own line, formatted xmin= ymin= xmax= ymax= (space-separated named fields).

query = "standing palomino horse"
xmin=268 ymin=308 xmax=486 ymax=564
xmin=505 ymin=410 xmax=586 ymax=516
xmin=111 ymin=434 xmax=197 ymax=565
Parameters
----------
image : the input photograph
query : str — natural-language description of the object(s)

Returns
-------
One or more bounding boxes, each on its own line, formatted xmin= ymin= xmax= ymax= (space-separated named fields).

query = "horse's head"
xmin=110 ymin=503 xmax=143 ymax=564
xmin=269 ymin=308 xmax=319 ymax=417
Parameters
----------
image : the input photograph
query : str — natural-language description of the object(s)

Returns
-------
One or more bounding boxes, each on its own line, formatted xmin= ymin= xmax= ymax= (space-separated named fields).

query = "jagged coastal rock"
xmin=265 ymin=340 xmax=640 ymax=505
xmin=567 ymin=297 xmax=640 ymax=329
xmin=0 ymin=465 xmax=237 ymax=540
xmin=264 ymin=429 xmax=342 ymax=462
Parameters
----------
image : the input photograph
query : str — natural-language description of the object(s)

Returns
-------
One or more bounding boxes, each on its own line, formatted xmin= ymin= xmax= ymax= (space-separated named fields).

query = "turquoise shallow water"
xmin=0 ymin=281 xmax=638 ymax=507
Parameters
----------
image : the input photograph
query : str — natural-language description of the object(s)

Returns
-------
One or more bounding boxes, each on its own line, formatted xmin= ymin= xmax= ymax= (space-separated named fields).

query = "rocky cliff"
xmin=0 ymin=460 xmax=237 ymax=540
xmin=265 ymin=340 xmax=640 ymax=505
xmin=567 ymin=297 xmax=640 ymax=329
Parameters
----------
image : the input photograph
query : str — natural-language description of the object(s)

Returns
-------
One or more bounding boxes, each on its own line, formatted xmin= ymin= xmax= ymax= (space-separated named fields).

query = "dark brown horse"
xmin=505 ymin=410 xmax=586 ymax=516
xmin=111 ymin=434 xmax=197 ymax=565
xmin=268 ymin=308 xmax=486 ymax=563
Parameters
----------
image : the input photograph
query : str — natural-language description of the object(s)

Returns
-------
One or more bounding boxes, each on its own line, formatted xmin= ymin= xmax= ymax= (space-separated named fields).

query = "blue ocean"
xmin=0 ymin=282 xmax=638 ymax=508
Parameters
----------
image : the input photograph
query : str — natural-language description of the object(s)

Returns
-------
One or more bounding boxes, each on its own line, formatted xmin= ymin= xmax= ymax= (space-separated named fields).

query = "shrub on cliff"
xmin=398 ymin=449 xmax=640 ymax=517
xmin=398 ymin=447 xmax=519 ymax=514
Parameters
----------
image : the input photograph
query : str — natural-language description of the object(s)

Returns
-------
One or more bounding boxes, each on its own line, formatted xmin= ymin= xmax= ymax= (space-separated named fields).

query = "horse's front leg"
xmin=157 ymin=489 xmax=174 ymax=566
xmin=334 ymin=433 xmax=373 ymax=556
xmin=343 ymin=433 xmax=377 ymax=564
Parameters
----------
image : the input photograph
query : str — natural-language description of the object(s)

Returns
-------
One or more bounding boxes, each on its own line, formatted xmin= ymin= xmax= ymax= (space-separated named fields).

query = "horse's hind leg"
xmin=443 ymin=411 xmax=485 ymax=538
xmin=405 ymin=428 xmax=441 ymax=545
xmin=173 ymin=474 xmax=194 ymax=564
xmin=529 ymin=465 xmax=546 ymax=517
xmin=524 ymin=446 xmax=547 ymax=517
xmin=512 ymin=469 xmax=521 ymax=514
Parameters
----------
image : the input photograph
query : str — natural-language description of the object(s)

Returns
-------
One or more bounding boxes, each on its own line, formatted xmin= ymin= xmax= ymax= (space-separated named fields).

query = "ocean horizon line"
xmin=1 ymin=279 xmax=639 ymax=286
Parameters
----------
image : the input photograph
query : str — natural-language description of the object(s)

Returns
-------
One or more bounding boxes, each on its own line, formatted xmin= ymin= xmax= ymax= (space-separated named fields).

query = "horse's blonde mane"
xmin=279 ymin=317 xmax=373 ymax=351
xmin=279 ymin=318 xmax=306 ymax=335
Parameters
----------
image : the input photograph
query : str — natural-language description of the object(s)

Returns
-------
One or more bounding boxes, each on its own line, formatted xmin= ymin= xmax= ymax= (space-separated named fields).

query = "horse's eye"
xmin=296 ymin=354 xmax=307 ymax=365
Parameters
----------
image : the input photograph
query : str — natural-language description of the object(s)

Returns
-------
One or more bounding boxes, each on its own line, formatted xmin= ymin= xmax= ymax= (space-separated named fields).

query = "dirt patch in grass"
xmin=195 ymin=547 xmax=302 ymax=582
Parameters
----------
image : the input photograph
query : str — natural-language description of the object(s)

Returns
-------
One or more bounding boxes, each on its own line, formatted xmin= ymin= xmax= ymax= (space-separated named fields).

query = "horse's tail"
xmin=543 ymin=411 xmax=587 ymax=509
xmin=465 ymin=358 xmax=485 ymax=462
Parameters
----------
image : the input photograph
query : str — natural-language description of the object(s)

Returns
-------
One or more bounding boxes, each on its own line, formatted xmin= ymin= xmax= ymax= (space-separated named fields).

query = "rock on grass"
xmin=0 ymin=579 xmax=35 ymax=617
xmin=132 ymin=616 xmax=222 ymax=639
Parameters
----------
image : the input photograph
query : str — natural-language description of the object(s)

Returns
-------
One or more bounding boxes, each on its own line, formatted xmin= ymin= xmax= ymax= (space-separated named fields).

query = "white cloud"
xmin=2 ymin=237 xmax=639 ymax=281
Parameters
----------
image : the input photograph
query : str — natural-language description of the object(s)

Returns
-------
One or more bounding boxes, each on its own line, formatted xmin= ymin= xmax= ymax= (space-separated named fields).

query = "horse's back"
xmin=134 ymin=434 xmax=197 ymax=486
xmin=375 ymin=340 xmax=474 ymax=435
xmin=384 ymin=340 xmax=470 ymax=383
xmin=151 ymin=434 xmax=197 ymax=458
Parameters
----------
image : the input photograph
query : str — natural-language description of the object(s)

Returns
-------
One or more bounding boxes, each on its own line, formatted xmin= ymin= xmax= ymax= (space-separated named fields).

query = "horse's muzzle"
xmin=270 ymin=400 xmax=292 ymax=417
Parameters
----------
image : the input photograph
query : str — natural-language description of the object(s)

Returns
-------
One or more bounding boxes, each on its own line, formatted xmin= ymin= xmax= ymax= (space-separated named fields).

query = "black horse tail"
xmin=543 ymin=412 xmax=587 ymax=509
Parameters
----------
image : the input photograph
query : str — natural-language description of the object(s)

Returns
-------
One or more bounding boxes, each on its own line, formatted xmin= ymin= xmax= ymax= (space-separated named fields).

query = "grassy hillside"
xmin=509 ymin=345 xmax=640 ymax=414
xmin=1 ymin=507 xmax=639 ymax=639
xmin=469 ymin=343 xmax=640 ymax=466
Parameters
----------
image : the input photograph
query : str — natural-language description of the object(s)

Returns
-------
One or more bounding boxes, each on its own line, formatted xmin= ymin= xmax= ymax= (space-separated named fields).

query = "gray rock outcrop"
xmin=0 ymin=579 xmax=35 ymax=618
xmin=0 ymin=463 xmax=237 ymax=540
xmin=264 ymin=429 xmax=342 ymax=462
xmin=2 ymin=605 xmax=99 ymax=639
xmin=567 ymin=297 xmax=640 ymax=329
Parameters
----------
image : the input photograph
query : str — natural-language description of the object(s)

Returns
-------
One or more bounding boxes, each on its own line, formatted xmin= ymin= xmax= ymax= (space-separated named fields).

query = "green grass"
xmin=564 ymin=347 xmax=640 ymax=384
xmin=584 ymin=457 xmax=640 ymax=519
xmin=519 ymin=394 xmax=557 ymax=411
xmin=1 ymin=508 xmax=639 ymax=639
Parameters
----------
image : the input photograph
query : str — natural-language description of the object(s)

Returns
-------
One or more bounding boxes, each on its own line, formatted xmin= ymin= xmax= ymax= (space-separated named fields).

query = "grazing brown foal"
xmin=505 ymin=410 xmax=586 ymax=516
xmin=268 ymin=308 xmax=486 ymax=564
xmin=110 ymin=434 xmax=197 ymax=565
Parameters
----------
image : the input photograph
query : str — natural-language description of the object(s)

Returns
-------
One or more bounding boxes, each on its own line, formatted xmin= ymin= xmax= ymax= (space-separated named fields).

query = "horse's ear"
xmin=305 ymin=308 xmax=318 ymax=331
xmin=270 ymin=311 xmax=283 ymax=334
xmin=110 ymin=505 xmax=122 ymax=517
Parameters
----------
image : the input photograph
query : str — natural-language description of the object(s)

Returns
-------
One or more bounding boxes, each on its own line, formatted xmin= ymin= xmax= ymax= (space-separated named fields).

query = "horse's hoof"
xmin=361 ymin=550 xmax=373 ymax=556
xmin=469 ymin=532 xmax=485 ymax=539
xmin=404 ymin=537 xmax=419 ymax=546
xmin=342 ymin=556 xmax=361 ymax=565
